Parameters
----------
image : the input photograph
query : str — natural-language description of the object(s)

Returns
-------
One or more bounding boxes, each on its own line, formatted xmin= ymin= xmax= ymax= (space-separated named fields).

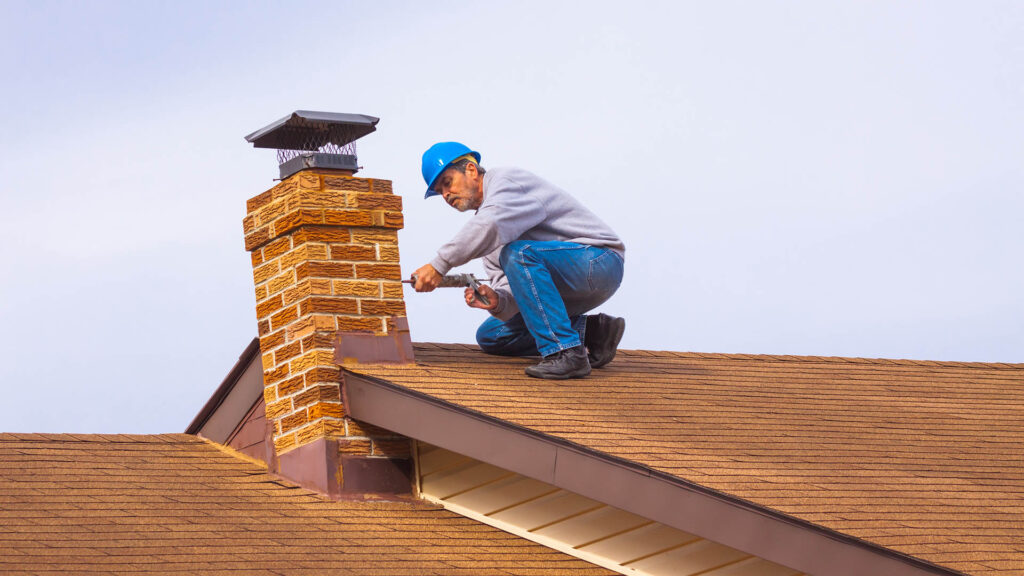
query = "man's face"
xmin=434 ymin=163 xmax=483 ymax=212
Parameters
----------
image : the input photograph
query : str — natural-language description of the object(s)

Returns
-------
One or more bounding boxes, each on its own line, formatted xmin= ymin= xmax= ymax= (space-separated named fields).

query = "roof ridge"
xmin=0 ymin=432 xmax=199 ymax=442
xmin=410 ymin=342 xmax=1022 ymax=370
xmin=644 ymin=350 xmax=1024 ymax=370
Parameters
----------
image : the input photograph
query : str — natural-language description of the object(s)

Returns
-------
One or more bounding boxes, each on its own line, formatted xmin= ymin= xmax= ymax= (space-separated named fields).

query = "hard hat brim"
xmin=423 ymin=149 xmax=480 ymax=199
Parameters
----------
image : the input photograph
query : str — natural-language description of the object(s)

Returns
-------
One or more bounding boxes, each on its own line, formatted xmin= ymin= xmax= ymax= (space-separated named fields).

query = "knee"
xmin=475 ymin=318 xmax=503 ymax=354
xmin=499 ymin=241 xmax=532 ymax=270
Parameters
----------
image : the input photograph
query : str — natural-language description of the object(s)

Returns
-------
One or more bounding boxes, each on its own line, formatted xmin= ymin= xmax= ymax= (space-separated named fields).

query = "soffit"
xmin=349 ymin=343 xmax=1024 ymax=576
xmin=416 ymin=441 xmax=807 ymax=576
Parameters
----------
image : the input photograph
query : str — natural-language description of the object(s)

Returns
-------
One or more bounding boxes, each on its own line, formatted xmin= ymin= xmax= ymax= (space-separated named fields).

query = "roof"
xmin=346 ymin=343 xmax=1024 ymax=576
xmin=0 ymin=433 xmax=613 ymax=576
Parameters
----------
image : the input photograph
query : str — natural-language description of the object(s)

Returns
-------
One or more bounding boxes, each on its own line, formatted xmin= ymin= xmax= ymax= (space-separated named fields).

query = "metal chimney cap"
xmin=244 ymin=111 xmax=379 ymax=151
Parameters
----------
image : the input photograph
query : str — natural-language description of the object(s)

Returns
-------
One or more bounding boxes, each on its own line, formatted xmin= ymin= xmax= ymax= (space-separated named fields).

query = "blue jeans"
xmin=476 ymin=241 xmax=624 ymax=357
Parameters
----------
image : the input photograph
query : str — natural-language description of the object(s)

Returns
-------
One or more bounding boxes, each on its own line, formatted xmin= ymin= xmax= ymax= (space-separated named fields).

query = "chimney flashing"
xmin=335 ymin=317 xmax=415 ymax=368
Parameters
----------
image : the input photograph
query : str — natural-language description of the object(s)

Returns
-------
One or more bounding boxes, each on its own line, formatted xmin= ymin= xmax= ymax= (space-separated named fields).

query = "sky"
xmin=0 ymin=1 xmax=1021 ymax=434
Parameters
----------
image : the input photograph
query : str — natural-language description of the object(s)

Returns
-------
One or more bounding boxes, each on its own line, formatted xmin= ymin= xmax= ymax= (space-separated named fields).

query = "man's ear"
xmin=465 ymin=162 xmax=479 ymax=179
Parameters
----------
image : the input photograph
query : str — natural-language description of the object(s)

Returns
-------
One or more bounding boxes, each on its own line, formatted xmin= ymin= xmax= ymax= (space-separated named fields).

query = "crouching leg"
xmin=475 ymin=315 xmax=539 ymax=357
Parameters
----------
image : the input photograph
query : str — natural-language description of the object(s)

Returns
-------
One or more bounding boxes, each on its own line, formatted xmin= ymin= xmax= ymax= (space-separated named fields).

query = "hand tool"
xmin=403 ymin=273 xmax=491 ymax=306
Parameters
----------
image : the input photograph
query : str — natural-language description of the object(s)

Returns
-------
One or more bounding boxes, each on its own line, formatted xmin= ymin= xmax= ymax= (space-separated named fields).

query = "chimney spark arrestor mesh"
xmin=245 ymin=111 xmax=379 ymax=179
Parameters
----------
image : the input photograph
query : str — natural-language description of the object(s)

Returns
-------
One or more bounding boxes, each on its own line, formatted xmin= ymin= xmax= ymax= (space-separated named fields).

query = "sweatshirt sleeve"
xmin=482 ymin=249 xmax=520 ymax=321
xmin=430 ymin=175 xmax=547 ymax=274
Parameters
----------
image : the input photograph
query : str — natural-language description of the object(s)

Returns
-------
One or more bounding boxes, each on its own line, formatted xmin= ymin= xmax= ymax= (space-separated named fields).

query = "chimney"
xmin=242 ymin=111 xmax=414 ymax=498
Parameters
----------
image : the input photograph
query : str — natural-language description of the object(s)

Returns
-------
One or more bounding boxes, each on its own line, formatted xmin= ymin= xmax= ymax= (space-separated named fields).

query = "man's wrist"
xmin=428 ymin=256 xmax=451 ymax=276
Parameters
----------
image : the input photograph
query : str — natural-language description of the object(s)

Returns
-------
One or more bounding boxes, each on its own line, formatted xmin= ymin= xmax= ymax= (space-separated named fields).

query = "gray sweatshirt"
xmin=429 ymin=167 xmax=625 ymax=321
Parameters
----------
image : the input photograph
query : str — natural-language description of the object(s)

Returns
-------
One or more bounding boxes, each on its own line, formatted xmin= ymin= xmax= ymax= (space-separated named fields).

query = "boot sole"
xmin=524 ymin=366 xmax=592 ymax=380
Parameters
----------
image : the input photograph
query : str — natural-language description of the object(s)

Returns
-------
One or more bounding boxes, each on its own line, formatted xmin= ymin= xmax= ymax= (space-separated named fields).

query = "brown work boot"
xmin=585 ymin=314 xmax=625 ymax=368
xmin=525 ymin=345 xmax=591 ymax=380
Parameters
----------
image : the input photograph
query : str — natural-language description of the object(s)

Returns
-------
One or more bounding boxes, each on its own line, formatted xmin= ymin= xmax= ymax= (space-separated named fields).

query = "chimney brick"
xmin=244 ymin=169 xmax=410 ymax=481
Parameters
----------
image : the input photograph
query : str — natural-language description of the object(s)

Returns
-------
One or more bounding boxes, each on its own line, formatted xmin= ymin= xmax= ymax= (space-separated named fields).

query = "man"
xmin=411 ymin=142 xmax=626 ymax=380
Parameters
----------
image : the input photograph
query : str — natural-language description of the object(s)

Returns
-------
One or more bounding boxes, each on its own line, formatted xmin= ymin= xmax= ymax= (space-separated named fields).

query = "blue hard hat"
xmin=421 ymin=141 xmax=481 ymax=199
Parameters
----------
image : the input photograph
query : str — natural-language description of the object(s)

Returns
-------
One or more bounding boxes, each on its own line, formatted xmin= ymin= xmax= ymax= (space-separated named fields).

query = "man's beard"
xmin=453 ymin=197 xmax=476 ymax=212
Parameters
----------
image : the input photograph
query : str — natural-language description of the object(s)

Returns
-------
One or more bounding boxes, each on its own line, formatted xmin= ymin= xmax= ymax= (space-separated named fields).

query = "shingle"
xmin=353 ymin=343 xmax=1024 ymax=576
xmin=0 ymin=434 xmax=612 ymax=576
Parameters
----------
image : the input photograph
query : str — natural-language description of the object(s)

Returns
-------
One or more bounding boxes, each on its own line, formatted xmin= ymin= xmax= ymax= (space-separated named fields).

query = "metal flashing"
xmin=274 ymin=437 xmax=414 ymax=499
xmin=334 ymin=316 xmax=416 ymax=366
xmin=223 ymin=397 xmax=275 ymax=467
xmin=340 ymin=455 xmax=414 ymax=496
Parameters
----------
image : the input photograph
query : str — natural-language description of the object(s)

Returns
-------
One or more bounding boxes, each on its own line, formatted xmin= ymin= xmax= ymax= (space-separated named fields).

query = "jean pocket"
xmin=587 ymin=250 xmax=624 ymax=293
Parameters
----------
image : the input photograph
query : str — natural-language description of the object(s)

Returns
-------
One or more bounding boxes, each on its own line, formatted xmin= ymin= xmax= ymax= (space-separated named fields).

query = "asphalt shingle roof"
xmin=0 ymin=432 xmax=613 ymax=576
xmin=350 ymin=343 xmax=1024 ymax=576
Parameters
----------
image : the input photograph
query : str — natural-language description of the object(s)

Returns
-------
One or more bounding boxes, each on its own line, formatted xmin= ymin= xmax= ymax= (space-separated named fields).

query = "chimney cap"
xmin=245 ymin=111 xmax=379 ymax=151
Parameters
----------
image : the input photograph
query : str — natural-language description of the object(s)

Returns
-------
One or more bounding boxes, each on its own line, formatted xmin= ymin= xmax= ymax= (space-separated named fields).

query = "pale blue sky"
xmin=1 ymin=1 xmax=1021 ymax=433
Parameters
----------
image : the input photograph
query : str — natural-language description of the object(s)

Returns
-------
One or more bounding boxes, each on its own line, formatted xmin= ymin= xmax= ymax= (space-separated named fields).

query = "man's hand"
xmin=465 ymin=284 xmax=498 ymax=311
xmin=412 ymin=263 xmax=442 ymax=292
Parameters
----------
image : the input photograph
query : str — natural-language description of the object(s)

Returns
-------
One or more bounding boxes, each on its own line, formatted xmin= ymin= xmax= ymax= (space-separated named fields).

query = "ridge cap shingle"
xmin=411 ymin=341 xmax=1023 ymax=370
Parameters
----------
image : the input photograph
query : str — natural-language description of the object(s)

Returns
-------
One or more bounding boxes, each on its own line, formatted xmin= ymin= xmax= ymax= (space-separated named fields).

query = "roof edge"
xmin=185 ymin=337 xmax=261 ymax=434
xmin=343 ymin=369 xmax=964 ymax=576
xmin=412 ymin=342 xmax=1024 ymax=370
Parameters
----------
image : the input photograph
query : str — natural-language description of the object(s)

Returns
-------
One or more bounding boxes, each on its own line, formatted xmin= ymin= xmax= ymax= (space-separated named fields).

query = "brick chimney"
xmin=242 ymin=112 xmax=414 ymax=498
